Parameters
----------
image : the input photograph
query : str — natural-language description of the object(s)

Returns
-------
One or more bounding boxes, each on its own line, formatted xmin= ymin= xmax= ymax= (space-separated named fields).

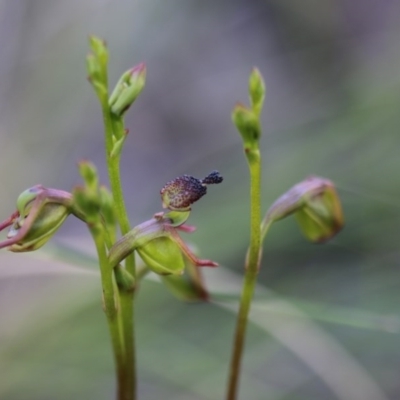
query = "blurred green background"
xmin=1 ymin=0 xmax=400 ymax=399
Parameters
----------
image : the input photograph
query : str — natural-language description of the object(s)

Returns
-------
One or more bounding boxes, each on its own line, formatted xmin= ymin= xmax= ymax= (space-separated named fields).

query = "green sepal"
xmin=248 ymin=67 xmax=265 ymax=115
xmin=137 ymin=236 xmax=185 ymax=276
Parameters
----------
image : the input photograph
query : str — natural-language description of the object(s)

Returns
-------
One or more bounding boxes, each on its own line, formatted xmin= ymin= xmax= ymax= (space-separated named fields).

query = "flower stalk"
xmin=87 ymin=37 xmax=137 ymax=400
xmin=226 ymin=69 xmax=344 ymax=400
xmin=227 ymin=69 xmax=264 ymax=400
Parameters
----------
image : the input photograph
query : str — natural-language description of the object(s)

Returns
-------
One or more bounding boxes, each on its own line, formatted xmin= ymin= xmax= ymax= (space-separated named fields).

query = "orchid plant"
xmin=0 ymin=37 xmax=344 ymax=400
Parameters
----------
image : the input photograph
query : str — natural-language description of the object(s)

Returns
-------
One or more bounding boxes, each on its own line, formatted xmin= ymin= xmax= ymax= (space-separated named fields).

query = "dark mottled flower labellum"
xmin=160 ymin=171 xmax=223 ymax=211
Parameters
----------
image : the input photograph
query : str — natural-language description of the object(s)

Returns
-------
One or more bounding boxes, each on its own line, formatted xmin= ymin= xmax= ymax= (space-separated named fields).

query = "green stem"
xmin=227 ymin=148 xmax=262 ymax=400
xmin=103 ymin=106 xmax=137 ymax=400
xmin=89 ymin=222 xmax=128 ymax=399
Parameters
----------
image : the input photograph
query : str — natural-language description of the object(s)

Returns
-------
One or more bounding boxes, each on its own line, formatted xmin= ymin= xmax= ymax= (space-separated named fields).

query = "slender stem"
xmin=103 ymin=106 xmax=137 ymax=400
xmin=227 ymin=148 xmax=262 ymax=400
xmin=108 ymin=153 xmax=132 ymax=239
xmin=89 ymin=222 xmax=129 ymax=399
xmin=119 ymin=290 xmax=136 ymax=398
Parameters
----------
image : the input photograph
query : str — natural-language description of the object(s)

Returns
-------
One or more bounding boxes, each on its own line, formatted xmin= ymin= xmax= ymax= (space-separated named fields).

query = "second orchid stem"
xmin=227 ymin=68 xmax=266 ymax=400
xmin=227 ymin=149 xmax=262 ymax=400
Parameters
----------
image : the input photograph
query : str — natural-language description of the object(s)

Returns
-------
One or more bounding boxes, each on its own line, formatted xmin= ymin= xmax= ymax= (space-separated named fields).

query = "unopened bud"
xmin=264 ymin=176 xmax=344 ymax=243
xmin=72 ymin=186 xmax=100 ymax=223
xmin=295 ymin=180 xmax=344 ymax=243
xmin=0 ymin=186 xmax=73 ymax=252
xmin=248 ymin=68 xmax=265 ymax=114
xmin=232 ymin=104 xmax=261 ymax=149
xmin=109 ymin=63 xmax=146 ymax=117
xmin=88 ymin=36 xmax=108 ymax=68
xmin=78 ymin=160 xmax=99 ymax=192
xmin=87 ymin=36 xmax=109 ymax=101
xmin=99 ymin=186 xmax=116 ymax=229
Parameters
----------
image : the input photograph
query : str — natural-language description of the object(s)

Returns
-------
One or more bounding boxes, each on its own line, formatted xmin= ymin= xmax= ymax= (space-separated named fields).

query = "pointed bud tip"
xmin=88 ymin=35 xmax=107 ymax=46
xmin=233 ymin=102 xmax=247 ymax=111
xmin=249 ymin=67 xmax=265 ymax=113
xmin=131 ymin=62 xmax=146 ymax=74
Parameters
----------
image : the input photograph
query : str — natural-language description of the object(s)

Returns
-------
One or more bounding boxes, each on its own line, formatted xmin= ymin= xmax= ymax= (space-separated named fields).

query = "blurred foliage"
xmin=1 ymin=0 xmax=400 ymax=399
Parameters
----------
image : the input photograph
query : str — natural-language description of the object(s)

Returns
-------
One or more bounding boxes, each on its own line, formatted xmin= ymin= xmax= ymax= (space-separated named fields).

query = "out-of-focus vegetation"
xmin=0 ymin=1 xmax=400 ymax=399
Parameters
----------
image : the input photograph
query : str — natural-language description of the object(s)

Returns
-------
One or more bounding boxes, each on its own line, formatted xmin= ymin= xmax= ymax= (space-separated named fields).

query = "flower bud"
xmin=87 ymin=36 xmax=109 ymax=101
xmin=78 ymin=160 xmax=99 ymax=192
xmin=7 ymin=204 xmax=69 ymax=252
xmin=248 ymin=68 xmax=265 ymax=114
xmin=109 ymin=63 xmax=146 ymax=117
xmin=72 ymin=186 xmax=101 ymax=223
xmin=16 ymin=186 xmax=44 ymax=215
xmin=232 ymin=104 xmax=261 ymax=149
xmin=99 ymin=185 xmax=117 ymax=229
xmin=88 ymin=36 xmax=108 ymax=69
xmin=0 ymin=186 xmax=73 ymax=252
xmin=264 ymin=176 xmax=344 ymax=243
xmin=295 ymin=180 xmax=344 ymax=243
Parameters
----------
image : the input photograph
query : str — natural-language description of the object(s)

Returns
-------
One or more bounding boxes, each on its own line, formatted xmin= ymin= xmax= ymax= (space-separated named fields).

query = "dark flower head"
xmin=160 ymin=171 xmax=223 ymax=211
